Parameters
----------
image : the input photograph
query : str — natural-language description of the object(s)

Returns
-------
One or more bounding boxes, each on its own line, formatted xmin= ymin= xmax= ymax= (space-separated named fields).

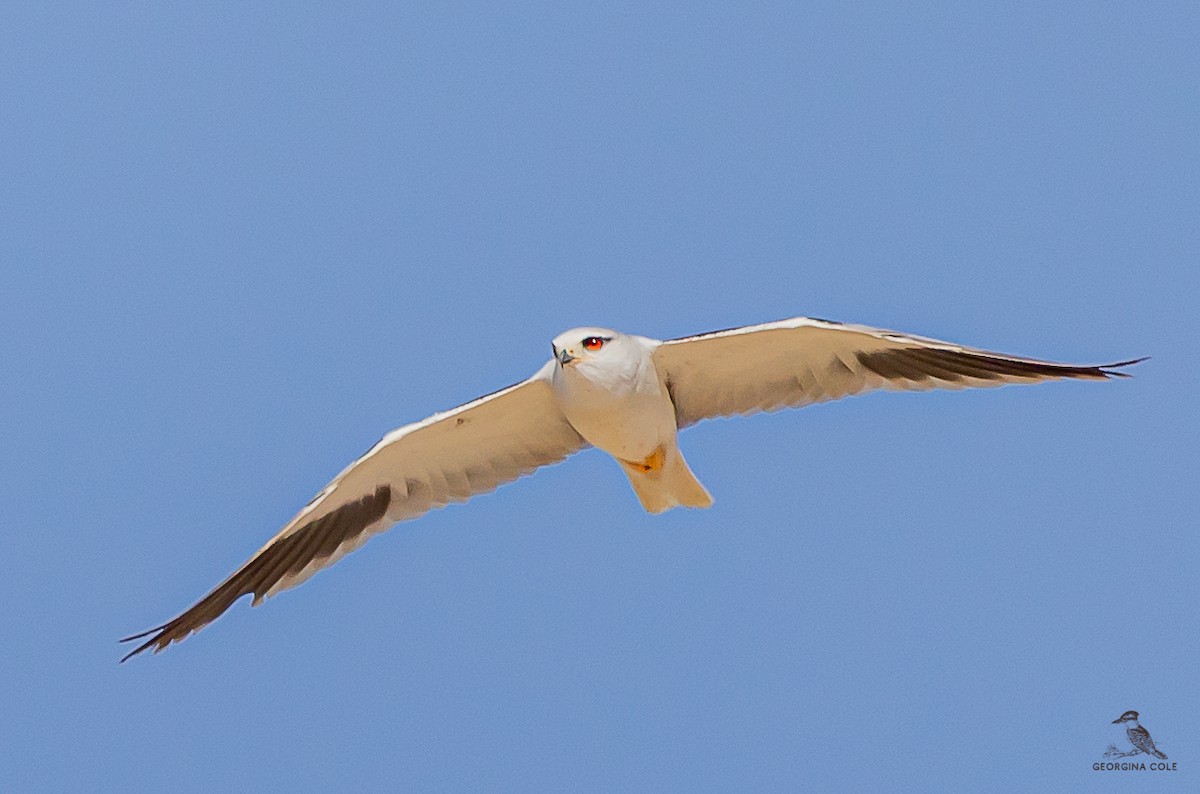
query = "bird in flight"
xmin=121 ymin=316 xmax=1142 ymax=660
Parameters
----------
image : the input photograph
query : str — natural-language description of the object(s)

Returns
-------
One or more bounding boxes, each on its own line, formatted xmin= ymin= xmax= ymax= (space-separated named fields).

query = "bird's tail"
xmin=1150 ymin=748 xmax=1168 ymax=760
xmin=619 ymin=443 xmax=713 ymax=514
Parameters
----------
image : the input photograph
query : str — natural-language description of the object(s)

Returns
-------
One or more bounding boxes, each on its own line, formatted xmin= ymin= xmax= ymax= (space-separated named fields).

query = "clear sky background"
xmin=2 ymin=3 xmax=1196 ymax=791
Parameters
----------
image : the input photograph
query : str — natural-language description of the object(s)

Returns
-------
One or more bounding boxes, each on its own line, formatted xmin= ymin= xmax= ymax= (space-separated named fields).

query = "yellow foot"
xmin=621 ymin=445 xmax=666 ymax=473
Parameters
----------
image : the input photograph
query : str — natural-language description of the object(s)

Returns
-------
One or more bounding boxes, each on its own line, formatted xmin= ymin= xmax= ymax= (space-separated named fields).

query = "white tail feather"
xmin=620 ymin=444 xmax=713 ymax=514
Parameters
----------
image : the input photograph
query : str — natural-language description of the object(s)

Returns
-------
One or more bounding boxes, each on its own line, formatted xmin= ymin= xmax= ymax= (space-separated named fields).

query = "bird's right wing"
xmin=653 ymin=316 xmax=1143 ymax=428
xmin=121 ymin=361 xmax=585 ymax=660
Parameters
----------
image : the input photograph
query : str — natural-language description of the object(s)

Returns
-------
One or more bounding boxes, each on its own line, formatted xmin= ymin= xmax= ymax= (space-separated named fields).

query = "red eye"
xmin=582 ymin=336 xmax=605 ymax=351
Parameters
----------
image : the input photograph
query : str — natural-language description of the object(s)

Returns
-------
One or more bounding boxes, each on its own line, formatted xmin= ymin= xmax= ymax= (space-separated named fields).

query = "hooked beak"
xmin=1112 ymin=717 xmax=1122 ymax=724
xmin=558 ymin=348 xmax=577 ymax=367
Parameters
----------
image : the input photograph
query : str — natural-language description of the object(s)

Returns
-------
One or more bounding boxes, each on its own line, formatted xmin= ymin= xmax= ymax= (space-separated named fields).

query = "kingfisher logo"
xmin=1094 ymin=711 xmax=1177 ymax=772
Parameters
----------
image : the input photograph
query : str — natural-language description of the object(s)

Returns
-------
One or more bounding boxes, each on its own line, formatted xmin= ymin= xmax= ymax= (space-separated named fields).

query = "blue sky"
xmin=2 ymin=3 xmax=1196 ymax=791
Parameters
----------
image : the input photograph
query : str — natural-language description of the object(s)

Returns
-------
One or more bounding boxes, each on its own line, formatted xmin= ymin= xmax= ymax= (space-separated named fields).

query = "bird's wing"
xmin=1128 ymin=725 xmax=1160 ymax=755
xmin=652 ymin=316 xmax=1143 ymax=428
xmin=121 ymin=362 xmax=584 ymax=660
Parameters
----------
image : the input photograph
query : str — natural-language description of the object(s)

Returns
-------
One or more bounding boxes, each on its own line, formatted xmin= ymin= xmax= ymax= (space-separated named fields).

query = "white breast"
xmin=552 ymin=343 xmax=677 ymax=461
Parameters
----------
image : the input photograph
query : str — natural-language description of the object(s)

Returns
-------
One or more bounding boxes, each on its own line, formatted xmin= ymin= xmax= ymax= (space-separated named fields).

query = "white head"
xmin=1112 ymin=711 xmax=1140 ymax=725
xmin=550 ymin=327 xmax=643 ymax=380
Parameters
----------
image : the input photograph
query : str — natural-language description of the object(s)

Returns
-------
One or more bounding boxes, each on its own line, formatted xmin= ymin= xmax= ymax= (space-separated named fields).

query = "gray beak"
xmin=1112 ymin=717 xmax=1122 ymax=724
xmin=558 ymin=349 xmax=577 ymax=366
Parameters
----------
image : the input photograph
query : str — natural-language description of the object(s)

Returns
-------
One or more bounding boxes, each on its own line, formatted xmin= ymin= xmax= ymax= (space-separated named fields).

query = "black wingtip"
xmin=118 ymin=624 xmax=169 ymax=663
xmin=1099 ymin=356 xmax=1149 ymax=377
xmin=119 ymin=623 xmax=168 ymax=644
xmin=120 ymin=644 xmax=148 ymax=664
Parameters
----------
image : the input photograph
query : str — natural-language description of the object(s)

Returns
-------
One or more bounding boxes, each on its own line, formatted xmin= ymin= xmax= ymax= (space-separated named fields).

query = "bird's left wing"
xmin=653 ymin=316 xmax=1143 ymax=428
xmin=1128 ymin=725 xmax=1157 ymax=753
xmin=121 ymin=362 xmax=584 ymax=660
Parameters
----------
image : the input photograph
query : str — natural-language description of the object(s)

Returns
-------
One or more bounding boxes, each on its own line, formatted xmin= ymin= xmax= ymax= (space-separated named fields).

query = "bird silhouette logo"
xmin=1105 ymin=711 xmax=1167 ymax=760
